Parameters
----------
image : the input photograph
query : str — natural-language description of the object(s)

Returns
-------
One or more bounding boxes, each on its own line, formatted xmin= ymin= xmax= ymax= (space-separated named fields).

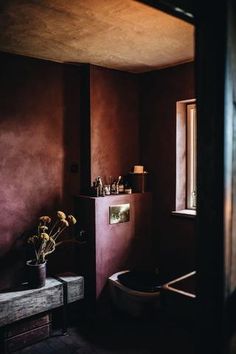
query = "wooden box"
xmin=1 ymin=313 xmax=51 ymax=353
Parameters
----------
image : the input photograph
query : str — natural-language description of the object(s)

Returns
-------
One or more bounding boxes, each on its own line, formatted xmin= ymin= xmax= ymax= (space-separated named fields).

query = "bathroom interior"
xmin=0 ymin=1 xmax=229 ymax=353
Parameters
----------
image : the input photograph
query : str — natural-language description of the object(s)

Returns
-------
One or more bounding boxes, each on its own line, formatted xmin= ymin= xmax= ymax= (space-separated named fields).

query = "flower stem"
xmin=49 ymin=220 xmax=59 ymax=237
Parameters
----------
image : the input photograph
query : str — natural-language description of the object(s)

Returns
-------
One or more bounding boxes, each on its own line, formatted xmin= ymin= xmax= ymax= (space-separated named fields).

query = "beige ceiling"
xmin=0 ymin=0 xmax=194 ymax=73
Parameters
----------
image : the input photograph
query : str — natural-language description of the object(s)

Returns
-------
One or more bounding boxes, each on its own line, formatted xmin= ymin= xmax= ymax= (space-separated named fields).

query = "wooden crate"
xmin=1 ymin=313 xmax=51 ymax=353
xmin=0 ymin=275 xmax=84 ymax=352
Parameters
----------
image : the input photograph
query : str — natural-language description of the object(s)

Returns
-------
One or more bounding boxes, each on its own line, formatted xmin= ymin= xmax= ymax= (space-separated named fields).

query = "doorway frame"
xmin=138 ymin=1 xmax=236 ymax=353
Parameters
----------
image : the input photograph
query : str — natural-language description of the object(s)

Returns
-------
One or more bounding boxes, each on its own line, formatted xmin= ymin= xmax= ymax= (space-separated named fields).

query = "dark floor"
xmin=14 ymin=307 xmax=195 ymax=354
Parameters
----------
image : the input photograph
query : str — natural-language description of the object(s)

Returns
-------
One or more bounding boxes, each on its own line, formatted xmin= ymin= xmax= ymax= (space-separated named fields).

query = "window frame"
xmin=186 ymin=102 xmax=197 ymax=210
xmin=173 ymin=98 xmax=196 ymax=218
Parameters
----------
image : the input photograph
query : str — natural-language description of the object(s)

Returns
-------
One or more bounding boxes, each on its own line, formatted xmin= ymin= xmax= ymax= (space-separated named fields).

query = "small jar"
xmin=104 ymin=185 xmax=111 ymax=195
xmin=125 ymin=188 xmax=132 ymax=194
xmin=118 ymin=184 xmax=125 ymax=193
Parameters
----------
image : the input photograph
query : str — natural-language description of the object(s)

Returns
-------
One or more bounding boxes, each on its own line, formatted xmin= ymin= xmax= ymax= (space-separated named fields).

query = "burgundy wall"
xmin=90 ymin=65 xmax=140 ymax=184
xmin=76 ymin=193 xmax=152 ymax=299
xmin=0 ymin=53 xmax=81 ymax=290
xmin=140 ymin=62 xmax=196 ymax=279
xmin=0 ymin=52 xmax=195 ymax=291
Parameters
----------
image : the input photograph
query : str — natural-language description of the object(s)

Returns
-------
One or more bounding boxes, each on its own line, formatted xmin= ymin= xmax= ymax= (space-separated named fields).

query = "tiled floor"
xmin=14 ymin=309 xmax=195 ymax=354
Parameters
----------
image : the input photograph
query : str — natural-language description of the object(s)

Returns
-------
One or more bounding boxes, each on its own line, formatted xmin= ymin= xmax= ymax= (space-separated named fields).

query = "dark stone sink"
xmin=117 ymin=270 xmax=162 ymax=292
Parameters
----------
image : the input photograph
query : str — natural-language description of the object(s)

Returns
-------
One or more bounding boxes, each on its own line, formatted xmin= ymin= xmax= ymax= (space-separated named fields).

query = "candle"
xmin=133 ymin=165 xmax=144 ymax=174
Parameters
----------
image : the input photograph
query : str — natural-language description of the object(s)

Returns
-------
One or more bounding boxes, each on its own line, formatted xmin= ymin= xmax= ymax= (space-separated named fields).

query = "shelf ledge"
xmin=171 ymin=209 xmax=196 ymax=218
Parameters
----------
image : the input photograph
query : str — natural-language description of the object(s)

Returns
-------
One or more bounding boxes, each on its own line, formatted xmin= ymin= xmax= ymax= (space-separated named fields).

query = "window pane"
xmin=187 ymin=103 xmax=197 ymax=209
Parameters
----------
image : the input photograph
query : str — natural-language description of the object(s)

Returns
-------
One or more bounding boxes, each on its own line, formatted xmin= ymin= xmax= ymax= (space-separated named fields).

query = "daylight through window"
xmin=174 ymin=99 xmax=196 ymax=216
xmin=186 ymin=103 xmax=197 ymax=209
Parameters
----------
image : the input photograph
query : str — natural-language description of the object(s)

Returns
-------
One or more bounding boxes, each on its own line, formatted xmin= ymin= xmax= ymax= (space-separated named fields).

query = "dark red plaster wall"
xmin=90 ymin=65 xmax=140 ymax=183
xmin=141 ymin=62 xmax=196 ymax=279
xmin=76 ymin=192 xmax=152 ymax=299
xmin=0 ymin=53 xmax=81 ymax=290
xmin=0 ymin=53 xmax=195 ymax=290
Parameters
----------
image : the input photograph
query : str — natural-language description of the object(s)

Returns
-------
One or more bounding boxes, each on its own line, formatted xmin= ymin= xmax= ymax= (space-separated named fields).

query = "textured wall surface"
xmin=0 ymin=53 xmax=80 ymax=290
xmin=76 ymin=193 xmax=152 ymax=299
xmin=141 ymin=62 xmax=196 ymax=279
xmin=90 ymin=65 xmax=140 ymax=183
xmin=0 ymin=52 xmax=195 ymax=291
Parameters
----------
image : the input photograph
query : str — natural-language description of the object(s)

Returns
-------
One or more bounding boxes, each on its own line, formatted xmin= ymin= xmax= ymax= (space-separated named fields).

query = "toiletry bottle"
xmin=97 ymin=176 xmax=104 ymax=197
xmin=118 ymin=176 xmax=125 ymax=193
xmin=116 ymin=176 xmax=121 ymax=194
xmin=124 ymin=178 xmax=132 ymax=194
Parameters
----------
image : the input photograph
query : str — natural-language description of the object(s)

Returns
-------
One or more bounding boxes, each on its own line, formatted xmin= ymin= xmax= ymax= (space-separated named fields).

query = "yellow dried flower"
xmin=39 ymin=216 xmax=51 ymax=223
xmin=57 ymin=211 xmax=66 ymax=220
xmin=60 ymin=219 xmax=69 ymax=227
xmin=27 ymin=210 xmax=76 ymax=264
xmin=39 ymin=225 xmax=48 ymax=231
xmin=68 ymin=215 xmax=77 ymax=225
xmin=40 ymin=232 xmax=50 ymax=241
xmin=27 ymin=235 xmax=38 ymax=244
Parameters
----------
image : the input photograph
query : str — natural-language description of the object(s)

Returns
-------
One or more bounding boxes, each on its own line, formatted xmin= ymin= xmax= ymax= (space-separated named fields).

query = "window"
xmin=173 ymin=99 xmax=196 ymax=217
xmin=186 ymin=103 xmax=197 ymax=209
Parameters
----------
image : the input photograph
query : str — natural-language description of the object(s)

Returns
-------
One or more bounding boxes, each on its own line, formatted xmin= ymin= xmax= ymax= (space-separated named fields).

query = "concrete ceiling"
xmin=0 ymin=0 xmax=194 ymax=73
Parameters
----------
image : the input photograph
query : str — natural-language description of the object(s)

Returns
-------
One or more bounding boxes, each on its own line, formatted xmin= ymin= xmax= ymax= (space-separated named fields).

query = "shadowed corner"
xmin=225 ymin=288 xmax=236 ymax=351
xmin=0 ymin=236 xmax=27 ymax=292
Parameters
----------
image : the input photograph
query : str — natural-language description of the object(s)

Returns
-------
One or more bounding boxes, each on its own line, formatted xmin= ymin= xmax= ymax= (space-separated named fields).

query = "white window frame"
xmin=186 ymin=103 xmax=197 ymax=209
xmin=173 ymin=99 xmax=196 ymax=217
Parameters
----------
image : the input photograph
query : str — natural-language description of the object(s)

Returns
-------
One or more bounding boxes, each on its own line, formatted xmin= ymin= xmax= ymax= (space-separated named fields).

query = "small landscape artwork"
xmin=109 ymin=204 xmax=130 ymax=224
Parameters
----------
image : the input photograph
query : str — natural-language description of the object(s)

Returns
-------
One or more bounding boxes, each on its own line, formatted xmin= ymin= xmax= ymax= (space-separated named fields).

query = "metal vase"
xmin=26 ymin=260 xmax=46 ymax=288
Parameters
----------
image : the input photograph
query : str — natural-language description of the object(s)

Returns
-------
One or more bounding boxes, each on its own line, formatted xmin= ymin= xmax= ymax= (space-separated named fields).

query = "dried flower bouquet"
xmin=27 ymin=211 xmax=77 ymax=264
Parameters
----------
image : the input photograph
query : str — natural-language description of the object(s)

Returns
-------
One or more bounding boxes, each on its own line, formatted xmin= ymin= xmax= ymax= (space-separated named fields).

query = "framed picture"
xmin=109 ymin=203 xmax=130 ymax=224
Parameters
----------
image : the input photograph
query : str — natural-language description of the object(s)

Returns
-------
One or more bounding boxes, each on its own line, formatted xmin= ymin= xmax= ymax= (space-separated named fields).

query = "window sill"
xmin=171 ymin=209 xmax=196 ymax=218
